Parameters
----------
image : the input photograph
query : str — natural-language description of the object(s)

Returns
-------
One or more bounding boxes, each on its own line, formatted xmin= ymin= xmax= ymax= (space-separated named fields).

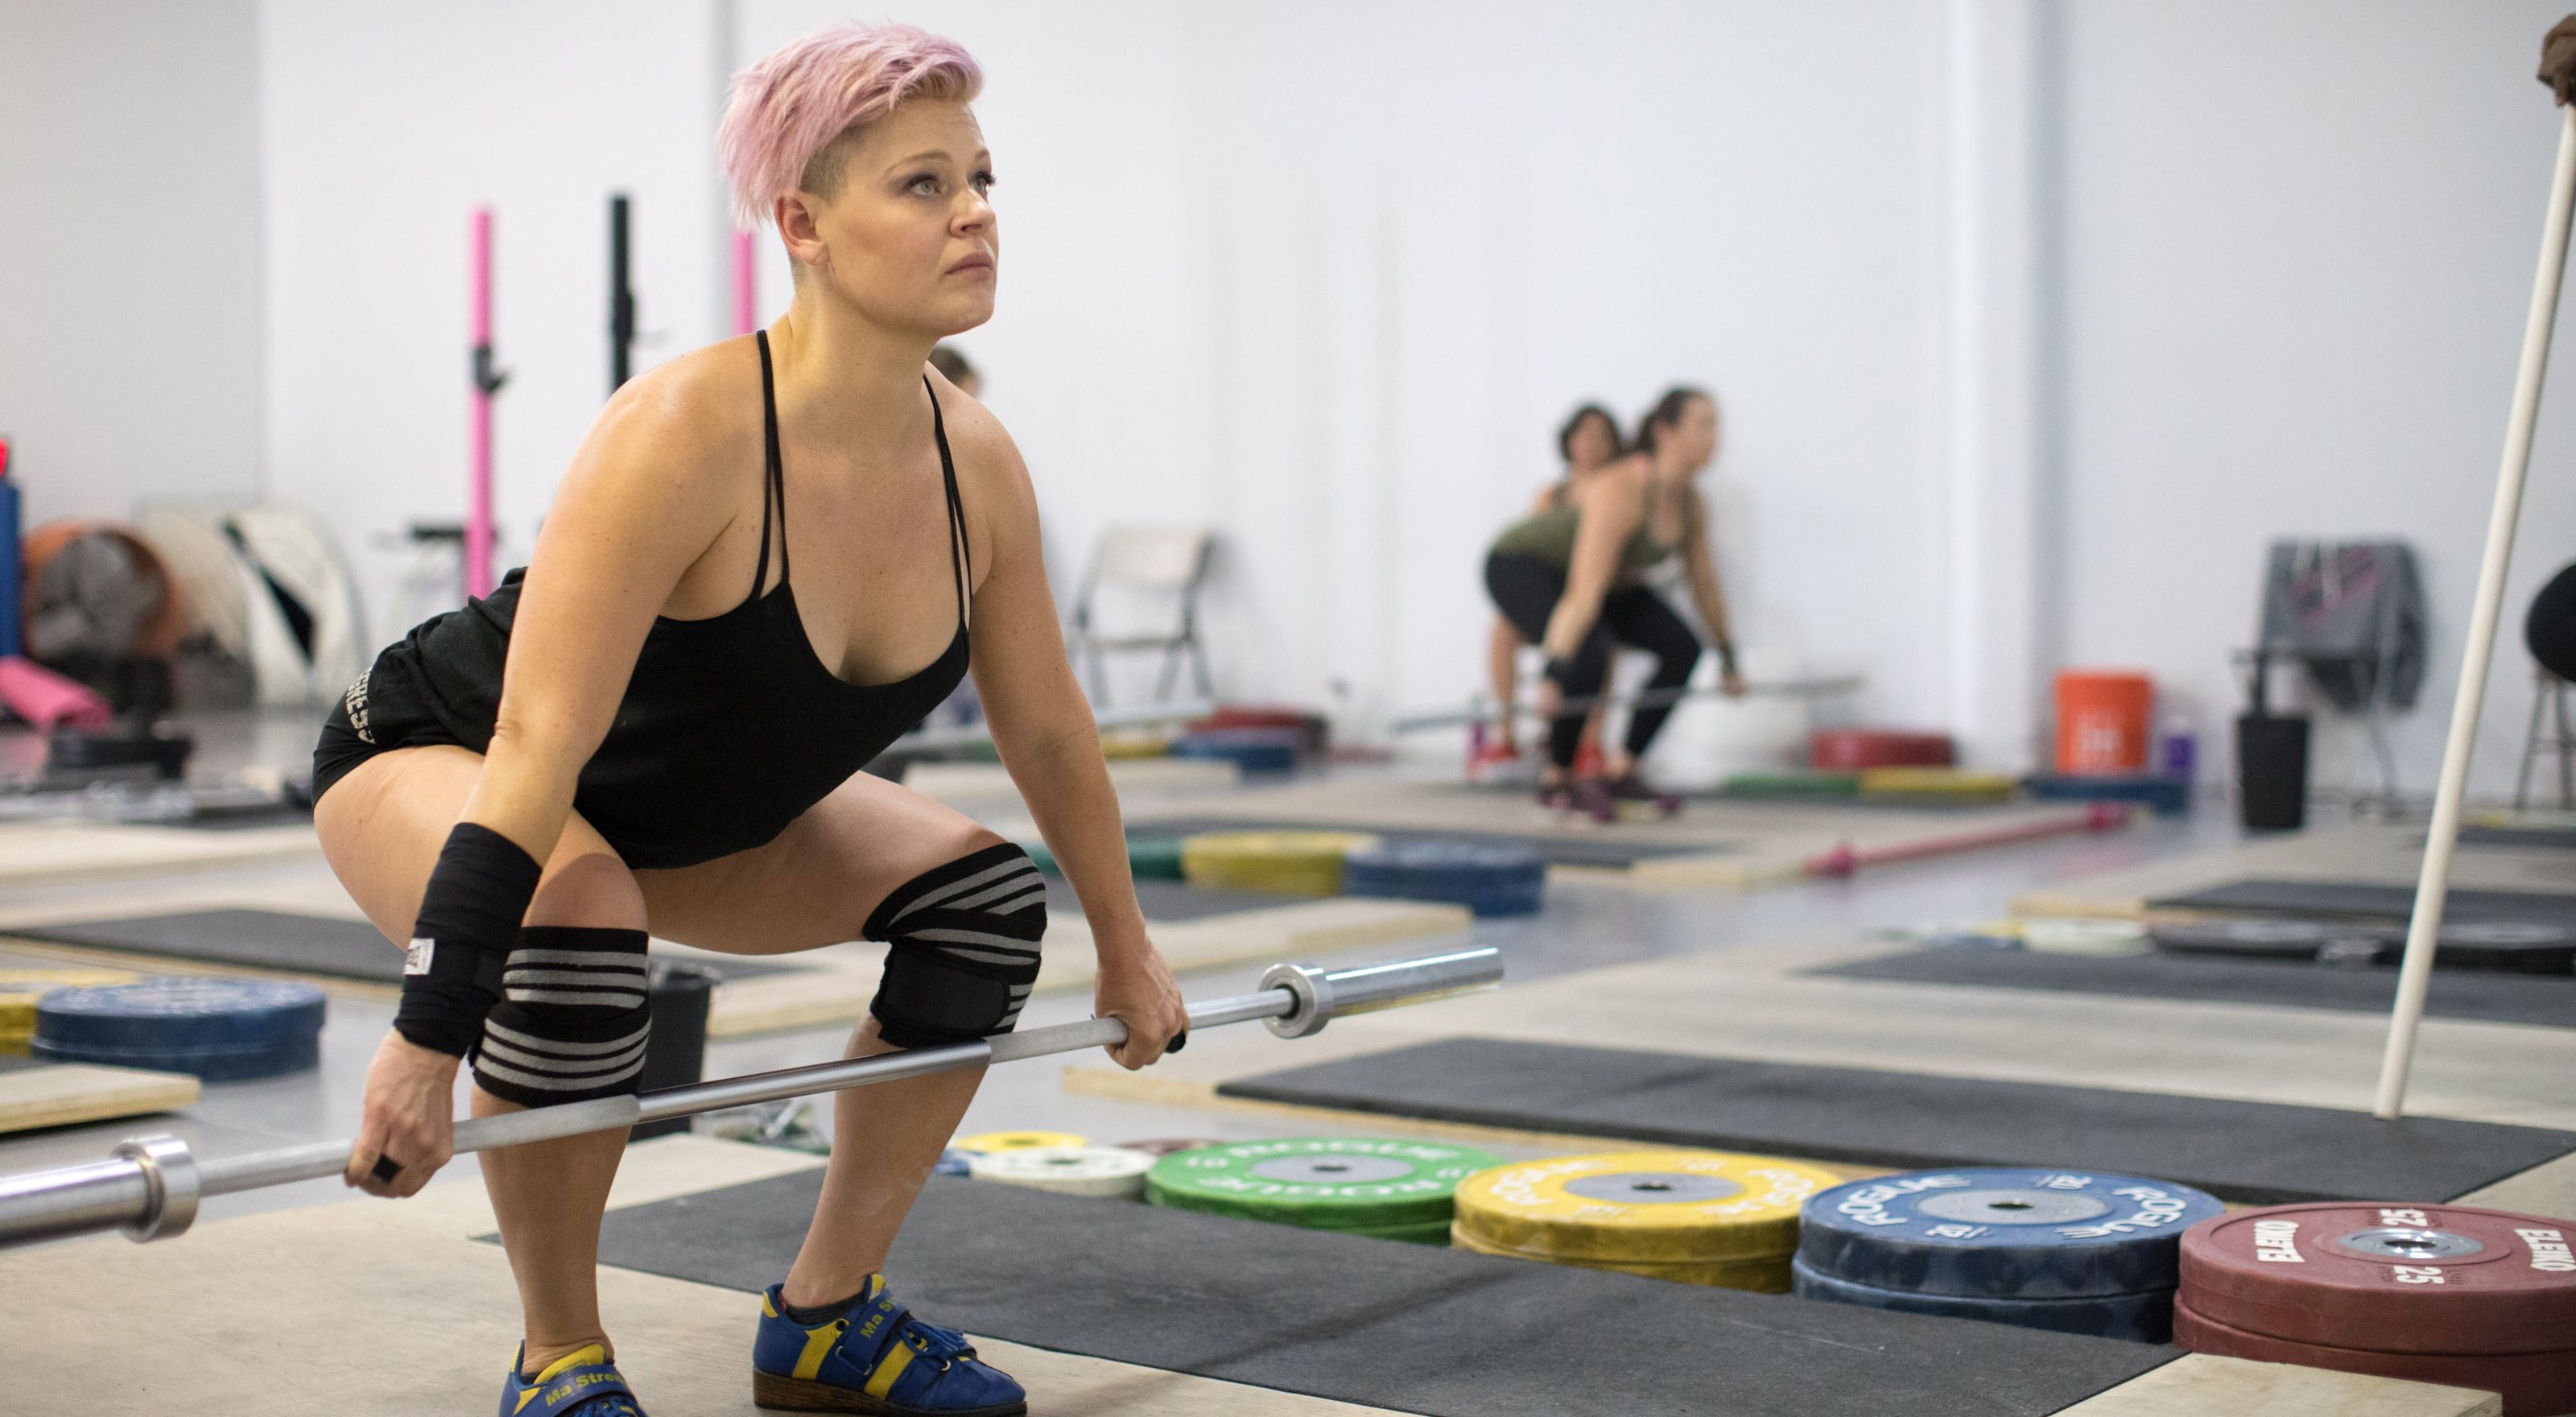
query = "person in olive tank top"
xmin=1478 ymin=402 xmax=1624 ymax=770
xmin=1484 ymin=386 xmax=1744 ymax=820
xmin=307 ymin=24 xmax=1181 ymax=1416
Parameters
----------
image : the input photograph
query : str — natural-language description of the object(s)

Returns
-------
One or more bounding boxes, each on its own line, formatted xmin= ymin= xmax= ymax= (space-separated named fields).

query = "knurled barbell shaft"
xmin=0 ymin=946 xmax=1500 ymax=1253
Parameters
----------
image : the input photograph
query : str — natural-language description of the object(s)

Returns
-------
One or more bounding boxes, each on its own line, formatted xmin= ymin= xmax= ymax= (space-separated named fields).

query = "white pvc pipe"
xmin=2373 ymin=106 xmax=2576 ymax=1119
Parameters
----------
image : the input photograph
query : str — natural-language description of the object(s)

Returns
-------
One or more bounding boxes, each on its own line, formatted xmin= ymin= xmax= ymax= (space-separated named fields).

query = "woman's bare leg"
xmin=317 ymin=746 xmax=642 ymax=1375
xmin=637 ymin=769 xmax=1010 ymax=1304
xmin=1485 ymin=615 xmax=1525 ymax=752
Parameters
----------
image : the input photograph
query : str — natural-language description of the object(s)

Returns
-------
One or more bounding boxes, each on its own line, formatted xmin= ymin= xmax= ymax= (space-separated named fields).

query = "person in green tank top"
xmin=1480 ymin=403 xmax=1626 ymax=771
xmin=1483 ymin=386 xmax=1744 ymax=820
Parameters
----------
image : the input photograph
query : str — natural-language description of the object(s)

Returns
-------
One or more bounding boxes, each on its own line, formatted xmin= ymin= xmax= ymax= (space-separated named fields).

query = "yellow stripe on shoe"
xmin=863 ymin=1340 xmax=915 ymax=1400
xmin=518 ymin=1345 xmax=611 ymax=1414
xmin=791 ymin=1321 xmax=843 ymax=1381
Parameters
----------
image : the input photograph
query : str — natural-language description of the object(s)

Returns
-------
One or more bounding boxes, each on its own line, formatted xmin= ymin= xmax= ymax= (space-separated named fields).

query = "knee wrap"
xmin=469 ymin=925 xmax=653 ymax=1107
xmin=864 ymin=843 xmax=1047 ymax=1048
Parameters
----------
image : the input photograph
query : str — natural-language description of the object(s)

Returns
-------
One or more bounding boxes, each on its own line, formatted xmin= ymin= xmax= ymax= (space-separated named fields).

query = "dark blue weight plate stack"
xmin=1341 ymin=840 xmax=1546 ymax=917
xmin=34 ymin=977 xmax=326 ymax=1081
xmin=1794 ymin=1167 xmax=2225 ymax=1342
xmin=934 ymin=1148 xmax=979 ymax=1177
xmin=2150 ymin=918 xmax=2376 ymax=962
xmin=1169 ymin=728 xmax=1302 ymax=774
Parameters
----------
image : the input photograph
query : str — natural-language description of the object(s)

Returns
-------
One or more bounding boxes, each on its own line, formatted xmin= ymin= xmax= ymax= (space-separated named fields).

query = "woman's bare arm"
xmin=1540 ymin=467 xmax=1645 ymax=662
xmin=945 ymin=393 xmax=1184 ymax=1067
xmin=462 ymin=360 xmax=745 ymax=859
xmin=1679 ymin=488 xmax=1744 ymax=691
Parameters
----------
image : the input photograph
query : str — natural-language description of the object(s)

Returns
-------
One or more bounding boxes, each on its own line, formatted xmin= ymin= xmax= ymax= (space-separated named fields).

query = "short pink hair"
xmin=716 ymin=23 xmax=983 ymax=229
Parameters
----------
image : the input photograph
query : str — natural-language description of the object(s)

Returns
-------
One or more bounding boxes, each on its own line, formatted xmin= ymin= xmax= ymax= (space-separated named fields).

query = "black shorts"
xmin=309 ymin=659 xmax=472 ymax=805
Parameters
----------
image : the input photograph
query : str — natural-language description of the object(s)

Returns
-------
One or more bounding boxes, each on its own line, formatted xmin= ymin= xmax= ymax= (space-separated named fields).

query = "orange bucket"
xmin=2055 ymin=671 xmax=2153 ymax=775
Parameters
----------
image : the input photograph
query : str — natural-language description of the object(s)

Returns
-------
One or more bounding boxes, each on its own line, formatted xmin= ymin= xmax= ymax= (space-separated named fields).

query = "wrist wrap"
xmin=1716 ymin=641 xmax=1740 ymax=679
xmin=394 ymin=823 xmax=542 ymax=1057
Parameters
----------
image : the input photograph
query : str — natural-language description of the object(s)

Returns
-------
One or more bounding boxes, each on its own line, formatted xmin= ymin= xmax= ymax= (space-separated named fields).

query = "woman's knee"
xmin=526 ymin=835 xmax=646 ymax=932
xmin=1656 ymin=637 xmax=1703 ymax=685
xmin=864 ymin=837 xmax=1047 ymax=1047
xmin=1557 ymin=638 xmax=1612 ymax=695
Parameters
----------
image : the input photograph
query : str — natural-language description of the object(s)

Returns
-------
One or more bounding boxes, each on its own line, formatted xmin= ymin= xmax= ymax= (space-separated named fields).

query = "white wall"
xmin=256 ymin=0 xmax=728 ymax=639
xmin=2051 ymin=0 xmax=2576 ymax=800
xmin=737 ymin=0 xmax=1959 ymax=735
xmin=21 ymin=2 xmax=2574 ymax=802
xmin=0 ymin=0 xmax=266 ymax=525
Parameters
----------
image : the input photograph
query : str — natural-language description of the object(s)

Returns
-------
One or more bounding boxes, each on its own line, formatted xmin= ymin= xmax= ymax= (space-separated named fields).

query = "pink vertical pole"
xmin=467 ymin=206 xmax=498 ymax=599
xmin=733 ymin=228 xmax=758 ymax=335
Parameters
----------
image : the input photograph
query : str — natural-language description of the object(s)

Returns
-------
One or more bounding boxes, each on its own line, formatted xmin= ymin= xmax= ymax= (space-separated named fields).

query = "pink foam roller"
xmin=0 ymin=655 xmax=114 ymax=730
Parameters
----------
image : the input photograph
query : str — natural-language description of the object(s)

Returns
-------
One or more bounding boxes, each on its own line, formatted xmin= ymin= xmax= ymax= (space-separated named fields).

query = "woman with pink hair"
xmin=308 ymin=23 xmax=1177 ymax=1415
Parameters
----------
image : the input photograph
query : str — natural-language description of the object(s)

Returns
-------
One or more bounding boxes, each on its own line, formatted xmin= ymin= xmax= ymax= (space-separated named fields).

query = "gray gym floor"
xmin=0 ymin=707 xmax=2248 ymax=1230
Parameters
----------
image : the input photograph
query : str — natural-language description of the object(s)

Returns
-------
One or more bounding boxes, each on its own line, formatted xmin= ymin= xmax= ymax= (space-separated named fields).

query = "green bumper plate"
xmin=1027 ymin=834 xmax=1188 ymax=881
xmin=1722 ymin=771 xmax=1862 ymax=798
xmin=1146 ymin=1138 xmax=1504 ymax=1231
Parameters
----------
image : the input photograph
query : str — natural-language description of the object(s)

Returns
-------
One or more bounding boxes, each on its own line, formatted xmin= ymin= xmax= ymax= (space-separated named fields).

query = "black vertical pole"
xmin=609 ymin=193 xmax=635 ymax=393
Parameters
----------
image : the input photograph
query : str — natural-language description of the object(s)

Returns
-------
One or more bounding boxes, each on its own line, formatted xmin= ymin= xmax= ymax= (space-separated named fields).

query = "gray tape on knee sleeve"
xmin=470 ymin=929 xmax=653 ymax=1105
xmin=868 ymin=846 xmax=1047 ymax=1046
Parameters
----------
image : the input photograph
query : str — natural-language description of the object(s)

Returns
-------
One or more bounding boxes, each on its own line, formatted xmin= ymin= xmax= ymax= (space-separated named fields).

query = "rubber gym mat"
xmin=1 ymin=909 xmax=796 ymax=985
xmin=1121 ymin=815 xmax=1717 ymax=869
xmin=1041 ymin=874 xmax=1296 ymax=922
xmin=588 ymin=1169 xmax=2172 ymax=1417
xmin=2457 ymin=824 xmax=2576 ymax=850
xmin=1806 ymin=947 xmax=2576 ymax=1029
xmin=1217 ymin=1038 xmax=2576 ymax=1205
xmin=173 ymin=803 xmax=313 ymax=831
xmin=2148 ymin=878 xmax=2576 ymax=923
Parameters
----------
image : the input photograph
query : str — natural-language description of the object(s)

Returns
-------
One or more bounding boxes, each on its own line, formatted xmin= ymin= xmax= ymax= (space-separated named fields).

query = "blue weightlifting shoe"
xmin=753 ymin=1275 xmax=1026 ymax=1415
xmin=497 ymin=1343 xmax=646 ymax=1416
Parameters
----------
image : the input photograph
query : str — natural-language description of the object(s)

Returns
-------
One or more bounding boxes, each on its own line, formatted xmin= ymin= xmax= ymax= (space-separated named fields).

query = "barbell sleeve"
xmin=0 ymin=945 xmax=1498 ymax=1253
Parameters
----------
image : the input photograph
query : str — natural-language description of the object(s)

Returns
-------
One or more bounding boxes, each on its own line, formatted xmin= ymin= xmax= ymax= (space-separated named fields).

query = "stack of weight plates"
xmin=1118 ymin=1136 xmax=1229 ymax=1158
xmin=1191 ymin=706 xmax=1331 ymax=757
xmin=954 ymin=1129 xmax=1087 ymax=1155
xmin=2177 ymin=1203 xmax=2576 ymax=1415
xmin=1810 ymin=729 xmax=1953 ymax=770
xmin=1146 ymin=1138 xmax=1501 ymax=1244
xmin=1794 ymin=1168 xmax=2224 ymax=1341
xmin=1452 ymin=1151 xmax=1843 ymax=1291
xmin=1170 ymin=728 xmax=1303 ymax=775
xmin=1341 ymin=840 xmax=1546 ymax=917
xmin=933 ymin=1148 xmax=980 ymax=1176
xmin=1180 ymin=832 xmax=1378 ymax=897
xmin=1027 ymin=833 xmax=1188 ymax=882
xmin=1856 ymin=767 xmax=2020 ymax=804
xmin=2150 ymin=918 xmax=2388 ymax=966
xmin=0 ymin=969 xmax=138 ymax=1053
xmin=2427 ymin=922 xmax=2576 ymax=975
xmin=34 ymin=977 xmax=325 ymax=1080
xmin=1097 ymin=729 xmax=1171 ymax=759
xmin=2020 ymin=919 xmax=2149 ymax=956
xmin=1721 ymin=770 xmax=1862 ymax=799
xmin=968 ymin=1146 xmax=1154 ymax=1200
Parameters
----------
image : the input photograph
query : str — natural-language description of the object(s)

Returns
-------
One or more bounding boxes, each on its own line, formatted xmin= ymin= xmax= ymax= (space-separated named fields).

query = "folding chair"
xmin=1067 ymin=525 xmax=1213 ymax=706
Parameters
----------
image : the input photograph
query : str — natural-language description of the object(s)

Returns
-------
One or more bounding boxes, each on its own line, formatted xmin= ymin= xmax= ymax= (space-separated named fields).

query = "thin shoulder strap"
xmin=753 ymin=331 xmax=789 ymax=599
xmin=926 ymin=377 xmax=969 ymax=631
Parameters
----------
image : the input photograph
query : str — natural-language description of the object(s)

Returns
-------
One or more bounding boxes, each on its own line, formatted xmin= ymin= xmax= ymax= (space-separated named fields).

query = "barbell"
xmin=1385 ymin=675 xmax=1864 ymax=734
xmin=0 ymin=945 xmax=1501 ymax=1254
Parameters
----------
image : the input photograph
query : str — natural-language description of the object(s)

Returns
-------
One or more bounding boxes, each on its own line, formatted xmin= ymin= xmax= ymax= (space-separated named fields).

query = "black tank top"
xmin=379 ymin=332 xmax=972 ymax=869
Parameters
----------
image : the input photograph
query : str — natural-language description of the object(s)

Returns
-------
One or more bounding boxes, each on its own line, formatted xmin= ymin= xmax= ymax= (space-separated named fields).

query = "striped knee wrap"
xmin=469 ymin=925 xmax=653 ymax=1107
xmin=864 ymin=842 xmax=1047 ymax=1048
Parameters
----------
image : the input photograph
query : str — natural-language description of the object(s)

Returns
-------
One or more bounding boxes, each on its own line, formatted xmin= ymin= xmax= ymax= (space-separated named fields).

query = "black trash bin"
xmin=2232 ymin=645 xmax=2312 ymax=832
xmin=632 ymin=961 xmax=718 ymax=1141
xmin=2235 ymin=713 xmax=2311 ymax=832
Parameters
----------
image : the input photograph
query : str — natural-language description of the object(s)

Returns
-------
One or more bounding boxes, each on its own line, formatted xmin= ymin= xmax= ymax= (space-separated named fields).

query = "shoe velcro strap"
xmin=517 ymin=1359 xmax=637 ymax=1417
xmin=844 ymin=1293 xmax=917 ymax=1370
